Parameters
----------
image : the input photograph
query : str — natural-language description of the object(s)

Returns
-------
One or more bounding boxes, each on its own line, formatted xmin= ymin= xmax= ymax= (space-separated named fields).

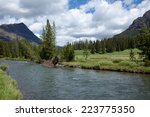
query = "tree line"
xmin=72 ymin=36 xmax=137 ymax=54
xmin=0 ymin=38 xmax=40 ymax=61
xmin=0 ymin=20 xmax=149 ymax=66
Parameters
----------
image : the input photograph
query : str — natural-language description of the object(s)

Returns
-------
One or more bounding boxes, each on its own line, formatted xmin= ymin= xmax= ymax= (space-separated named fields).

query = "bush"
xmin=144 ymin=60 xmax=150 ymax=66
xmin=137 ymin=62 xmax=145 ymax=66
xmin=99 ymin=61 xmax=113 ymax=66
xmin=119 ymin=61 xmax=138 ymax=68
xmin=119 ymin=61 xmax=130 ymax=66
xmin=113 ymin=59 xmax=123 ymax=63
xmin=0 ymin=64 xmax=8 ymax=71
xmin=63 ymin=44 xmax=75 ymax=62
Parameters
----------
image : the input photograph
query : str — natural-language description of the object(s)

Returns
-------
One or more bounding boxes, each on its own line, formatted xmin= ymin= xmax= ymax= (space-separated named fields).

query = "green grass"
xmin=0 ymin=64 xmax=8 ymax=71
xmin=63 ymin=49 xmax=150 ymax=74
xmin=0 ymin=67 xmax=22 ymax=100
xmin=0 ymin=57 xmax=30 ymax=61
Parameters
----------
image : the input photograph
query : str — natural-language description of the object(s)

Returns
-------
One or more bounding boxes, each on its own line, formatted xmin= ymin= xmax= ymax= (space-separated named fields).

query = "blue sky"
xmin=68 ymin=0 xmax=144 ymax=17
xmin=0 ymin=0 xmax=150 ymax=46
xmin=69 ymin=0 xmax=91 ymax=9
xmin=69 ymin=0 xmax=95 ymax=13
xmin=69 ymin=0 xmax=143 ymax=9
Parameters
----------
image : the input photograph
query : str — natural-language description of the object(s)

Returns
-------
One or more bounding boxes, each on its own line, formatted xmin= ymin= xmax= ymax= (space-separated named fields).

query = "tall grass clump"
xmin=119 ymin=61 xmax=138 ymax=68
xmin=99 ymin=61 xmax=114 ymax=66
xmin=0 ymin=64 xmax=8 ymax=71
xmin=0 ymin=69 xmax=22 ymax=100
xmin=112 ymin=59 xmax=123 ymax=63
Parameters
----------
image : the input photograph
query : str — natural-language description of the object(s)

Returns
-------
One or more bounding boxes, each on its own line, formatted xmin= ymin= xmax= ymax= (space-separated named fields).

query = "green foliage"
xmin=0 ymin=38 xmax=41 ymax=62
xmin=19 ymin=40 xmax=40 ymax=61
xmin=95 ymin=40 xmax=100 ymax=53
xmin=90 ymin=44 xmax=95 ymax=54
xmin=99 ymin=61 xmax=113 ymax=66
xmin=83 ymin=41 xmax=89 ymax=60
xmin=119 ymin=61 xmax=132 ymax=66
xmin=63 ymin=43 xmax=75 ymax=62
xmin=72 ymin=35 xmax=137 ymax=54
xmin=40 ymin=20 xmax=56 ymax=60
xmin=144 ymin=60 xmax=150 ymax=66
xmin=0 ymin=64 xmax=8 ymax=71
xmin=83 ymin=49 xmax=89 ymax=61
xmin=0 ymin=70 xmax=22 ymax=99
xmin=63 ymin=49 xmax=150 ymax=73
xmin=137 ymin=27 xmax=150 ymax=66
xmin=129 ymin=49 xmax=135 ymax=61
xmin=113 ymin=59 xmax=123 ymax=63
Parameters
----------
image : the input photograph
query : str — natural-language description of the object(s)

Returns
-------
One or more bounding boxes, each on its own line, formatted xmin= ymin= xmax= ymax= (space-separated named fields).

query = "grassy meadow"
xmin=0 ymin=64 xmax=22 ymax=99
xmin=63 ymin=49 xmax=150 ymax=74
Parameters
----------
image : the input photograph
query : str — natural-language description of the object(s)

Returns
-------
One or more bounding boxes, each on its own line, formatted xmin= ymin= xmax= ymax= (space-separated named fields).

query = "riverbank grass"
xmin=0 ymin=57 xmax=30 ymax=61
xmin=0 ymin=66 xmax=22 ymax=100
xmin=63 ymin=49 xmax=150 ymax=73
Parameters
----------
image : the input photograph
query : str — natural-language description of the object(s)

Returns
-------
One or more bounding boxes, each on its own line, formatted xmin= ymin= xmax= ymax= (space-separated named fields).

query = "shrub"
xmin=119 ymin=61 xmax=138 ymax=68
xmin=119 ymin=61 xmax=130 ymax=66
xmin=99 ymin=61 xmax=113 ymax=66
xmin=144 ymin=60 xmax=150 ymax=66
xmin=129 ymin=49 xmax=136 ymax=61
xmin=63 ymin=44 xmax=75 ymax=62
xmin=0 ymin=64 xmax=8 ymax=71
xmin=113 ymin=59 xmax=123 ymax=63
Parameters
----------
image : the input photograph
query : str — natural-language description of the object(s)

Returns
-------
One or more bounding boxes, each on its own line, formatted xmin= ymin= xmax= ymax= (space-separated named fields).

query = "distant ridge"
xmin=0 ymin=23 xmax=41 ymax=44
xmin=114 ymin=10 xmax=150 ymax=38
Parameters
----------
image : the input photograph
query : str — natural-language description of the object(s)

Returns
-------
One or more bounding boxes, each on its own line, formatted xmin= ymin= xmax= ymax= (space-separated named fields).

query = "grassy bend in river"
xmin=63 ymin=49 xmax=150 ymax=74
xmin=0 ymin=64 xmax=22 ymax=100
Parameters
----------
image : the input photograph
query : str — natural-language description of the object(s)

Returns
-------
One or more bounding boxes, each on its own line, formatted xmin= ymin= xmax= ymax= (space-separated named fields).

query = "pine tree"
xmin=95 ymin=40 xmax=100 ymax=53
xmin=90 ymin=43 xmax=95 ymax=54
xmin=63 ymin=43 xmax=75 ymax=62
xmin=40 ymin=19 xmax=56 ymax=60
xmin=137 ymin=27 xmax=150 ymax=66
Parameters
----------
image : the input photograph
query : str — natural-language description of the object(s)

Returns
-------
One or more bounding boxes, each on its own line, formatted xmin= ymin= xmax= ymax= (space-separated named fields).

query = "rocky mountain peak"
xmin=114 ymin=10 xmax=150 ymax=38
xmin=0 ymin=23 xmax=41 ymax=44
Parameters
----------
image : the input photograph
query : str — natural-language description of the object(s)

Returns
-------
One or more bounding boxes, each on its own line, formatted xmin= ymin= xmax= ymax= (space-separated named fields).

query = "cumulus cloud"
xmin=29 ymin=22 xmax=43 ymax=33
xmin=0 ymin=0 xmax=150 ymax=46
xmin=0 ymin=0 xmax=68 ymax=17
xmin=19 ymin=0 xmax=68 ymax=17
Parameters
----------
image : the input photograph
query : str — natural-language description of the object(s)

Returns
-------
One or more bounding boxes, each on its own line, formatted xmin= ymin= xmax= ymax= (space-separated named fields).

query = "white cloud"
xmin=123 ymin=0 xmax=134 ymax=5
xmin=29 ymin=22 xmax=43 ymax=33
xmin=0 ymin=0 xmax=150 ymax=46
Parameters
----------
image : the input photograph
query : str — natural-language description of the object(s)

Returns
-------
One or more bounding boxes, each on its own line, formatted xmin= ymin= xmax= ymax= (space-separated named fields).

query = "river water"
xmin=1 ymin=60 xmax=150 ymax=100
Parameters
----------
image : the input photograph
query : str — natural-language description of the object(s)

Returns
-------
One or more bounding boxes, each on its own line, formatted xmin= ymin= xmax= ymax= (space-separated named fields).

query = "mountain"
xmin=0 ymin=23 xmax=41 ymax=44
xmin=114 ymin=10 xmax=150 ymax=38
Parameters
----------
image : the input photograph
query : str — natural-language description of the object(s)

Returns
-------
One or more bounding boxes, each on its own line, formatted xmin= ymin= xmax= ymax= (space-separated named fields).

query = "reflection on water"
xmin=1 ymin=60 xmax=150 ymax=100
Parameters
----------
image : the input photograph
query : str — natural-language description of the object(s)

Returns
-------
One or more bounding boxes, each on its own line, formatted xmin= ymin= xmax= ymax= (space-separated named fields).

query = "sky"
xmin=0 ymin=0 xmax=150 ymax=46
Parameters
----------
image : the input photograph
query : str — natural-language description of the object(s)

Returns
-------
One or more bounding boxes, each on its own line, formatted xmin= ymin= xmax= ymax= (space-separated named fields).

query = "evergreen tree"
xmin=63 ymin=43 xmax=75 ymax=62
xmin=90 ymin=43 xmax=95 ymax=54
xmin=95 ymin=40 xmax=100 ymax=53
xmin=40 ymin=19 xmax=56 ymax=60
xmin=101 ymin=40 xmax=106 ymax=54
xmin=137 ymin=27 xmax=150 ymax=66
xmin=11 ymin=37 xmax=20 ymax=58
